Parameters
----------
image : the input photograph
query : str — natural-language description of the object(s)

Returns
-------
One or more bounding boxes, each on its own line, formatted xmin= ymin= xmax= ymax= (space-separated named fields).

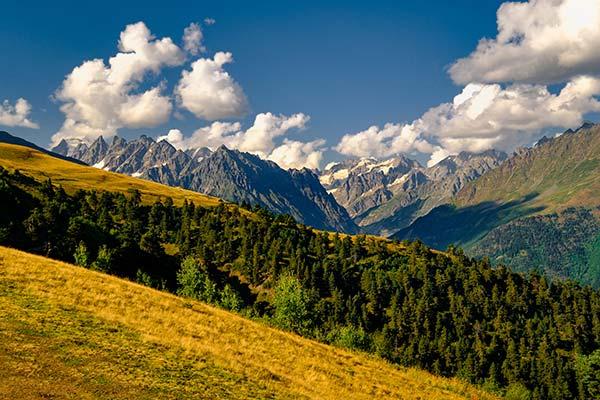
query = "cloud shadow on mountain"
xmin=392 ymin=192 xmax=545 ymax=250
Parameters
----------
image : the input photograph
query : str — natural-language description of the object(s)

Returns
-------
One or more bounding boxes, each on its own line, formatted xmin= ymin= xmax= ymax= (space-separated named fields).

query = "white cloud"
xmin=335 ymin=123 xmax=435 ymax=159
xmin=427 ymin=148 xmax=451 ymax=168
xmin=450 ymin=0 xmax=600 ymax=84
xmin=336 ymin=76 xmax=600 ymax=165
xmin=175 ymin=51 xmax=248 ymax=120
xmin=118 ymin=86 xmax=173 ymax=128
xmin=268 ymin=139 xmax=325 ymax=170
xmin=0 ymin=98 xmax=39 ymax=129
xmin=183 ymin=22 xmax=204 ymax=55
xmin=163 ymin=112 xmax=308 ymax=154
xmin=204 ymin=18 xmax=216 ymax=26
xmin=420 ymin=77 xmax=600 ymax=153
xmin=234 ymin=112 xmax=310 ymax=155
xmin=159 ymin=112 xmax=319 ymax=168
xmin=52 ymin=22 xmax=185 ymax=145
xmin=157 ymin=128 xmax=184 ymax=144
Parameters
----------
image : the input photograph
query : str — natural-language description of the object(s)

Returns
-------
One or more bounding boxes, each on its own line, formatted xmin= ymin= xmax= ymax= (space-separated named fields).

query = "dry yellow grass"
xmin=0 ymin=246 xmax=497 ymax=400
xmin=0 ymin=142 xmax=220 ymax=207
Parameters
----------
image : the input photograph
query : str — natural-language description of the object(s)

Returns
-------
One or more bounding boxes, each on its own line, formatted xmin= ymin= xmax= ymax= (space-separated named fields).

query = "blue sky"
xmin=2 ymin=0 xmax=600 ymax=168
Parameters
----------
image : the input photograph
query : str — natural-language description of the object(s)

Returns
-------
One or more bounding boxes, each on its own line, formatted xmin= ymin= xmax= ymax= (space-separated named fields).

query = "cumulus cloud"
xmin=183 ymin=23 xmax=204 ymax=55
xmin=335 ymin=123 xmax=435 ymax=159
xmin=431 ymin=77 xmax=600 ymax=149
xmin=450 ymin=0 xmax=600 ymax=84
xmin=159 ymin=112 xmax=321 ymax=168
xmin=234 ymin=112 xmax=310 ymax=155
xmin=157 ymin=128 xmax=184 ymax=144
xmin=0 ymin=98 xmax=39 ymax=129
xmin=175 ymin=52 xmax=248 ymax=120
xmin=52 ymin=22 xmax=185 ymax=145
xmin=336 ymin=76 xmax=600 ymax=165
xmin=268 ymin=139 xmax=325 ymax=170
xmin=162 ymin=112 xmax=308 ymax=154
xmin=204 ymin=18 xmax=216 ymax=26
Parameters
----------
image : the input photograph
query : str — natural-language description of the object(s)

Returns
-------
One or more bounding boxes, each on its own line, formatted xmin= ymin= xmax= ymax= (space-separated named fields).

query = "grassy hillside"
xmin=0 ymin=246 xmax=495 ymax=400
xmin=0 ymin=142 xmax=220 ymax=207
xmin=394 ymin=125 xmax=600 ymax=285
xmin=456 ymin=125 xmax=600 ymax=211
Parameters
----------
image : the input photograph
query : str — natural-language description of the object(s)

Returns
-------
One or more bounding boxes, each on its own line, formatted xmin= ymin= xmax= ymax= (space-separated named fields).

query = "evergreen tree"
xmin=273 ymin=274 xmax=312 ymax=334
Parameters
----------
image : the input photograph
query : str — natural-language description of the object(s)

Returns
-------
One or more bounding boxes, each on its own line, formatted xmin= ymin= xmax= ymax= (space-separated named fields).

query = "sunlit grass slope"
xmin=456 ymin=124 xmax=600 ymax=212
xmin=0 ymin=246 xmax=496 ymax=400
xmin=0 ymin=142 xmax=220 ymax=206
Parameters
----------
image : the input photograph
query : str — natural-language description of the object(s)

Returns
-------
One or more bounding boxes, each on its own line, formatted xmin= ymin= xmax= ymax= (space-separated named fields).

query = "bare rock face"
xmin=53 ymin=135 xmax=199 ymax=183
xmin=183 ymin=146 xmax=357 ymax=233
xmin=53 ymin=138 xmax=89 ymax=160
xmin=319 ymin=156 xmax=422 ymax=218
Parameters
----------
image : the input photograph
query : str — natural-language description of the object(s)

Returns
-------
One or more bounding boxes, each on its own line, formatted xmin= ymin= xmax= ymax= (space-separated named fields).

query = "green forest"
xmin=1 ymin=166 xmax=599 ymax=400
xmin=471 ymin=208 xmax=600 ymax=288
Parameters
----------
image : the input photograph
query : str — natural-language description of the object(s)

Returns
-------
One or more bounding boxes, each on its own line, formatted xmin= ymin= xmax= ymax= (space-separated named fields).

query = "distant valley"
xmin=319 ymin=149 xmax=507 ymax=236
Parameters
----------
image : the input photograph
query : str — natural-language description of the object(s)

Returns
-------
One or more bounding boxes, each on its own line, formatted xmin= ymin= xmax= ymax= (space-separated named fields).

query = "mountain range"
xmin=319 ymin=150 xmax=507 ymax=236
xmin=51 ymin=134 xmax=509 ymax=237
xmin=51 ymin=135 xmax=356 ymax=233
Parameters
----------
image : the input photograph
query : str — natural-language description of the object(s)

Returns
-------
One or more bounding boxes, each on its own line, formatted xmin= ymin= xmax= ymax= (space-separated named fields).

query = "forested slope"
xmin=0 ymin=165 xmax=598 ymax=399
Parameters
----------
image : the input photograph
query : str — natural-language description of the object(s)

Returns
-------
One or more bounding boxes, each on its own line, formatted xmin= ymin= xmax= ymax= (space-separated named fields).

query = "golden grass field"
xmin=0 ymin=142 xmax=220 ymax=207
xmin=0 ymin=246 xmax=497 ymax=400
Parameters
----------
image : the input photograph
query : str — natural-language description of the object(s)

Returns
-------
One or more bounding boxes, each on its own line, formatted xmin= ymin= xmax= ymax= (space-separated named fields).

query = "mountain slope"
xmin=455 ymin=123 xmax=600 ymax=210
xmin=0 ymin=246 xmax=496 ymax=400
xmin=470 ymin=207 xmax=600 ymax=287
xmin=394 ymin=124 xmax=600 ymax=285
xmin=185 ymin=146 xmax=356 ymax=232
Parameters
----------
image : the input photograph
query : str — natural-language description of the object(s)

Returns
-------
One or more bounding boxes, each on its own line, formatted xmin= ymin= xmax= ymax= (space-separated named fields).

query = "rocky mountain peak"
xmin=184 ymin=147 xmax=212 ymax=162
xmin=51 ymin=139 xmax=71 ymax=156
xmin=110 ymin=136 xmax=126 ymax=149
xmin=51 ymin=138 xmax=89 ymax=160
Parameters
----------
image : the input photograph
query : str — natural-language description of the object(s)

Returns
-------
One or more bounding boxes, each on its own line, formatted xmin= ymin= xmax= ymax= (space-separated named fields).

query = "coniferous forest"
xmin=1 ymin=167 xmax=599 ymax=399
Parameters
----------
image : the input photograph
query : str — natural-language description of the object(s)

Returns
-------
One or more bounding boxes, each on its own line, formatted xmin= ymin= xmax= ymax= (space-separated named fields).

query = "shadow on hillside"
xmin=392 ymin=192 xmax=545 ymax=250
xmin=358 ymin=199 xmax=426 ymax=236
